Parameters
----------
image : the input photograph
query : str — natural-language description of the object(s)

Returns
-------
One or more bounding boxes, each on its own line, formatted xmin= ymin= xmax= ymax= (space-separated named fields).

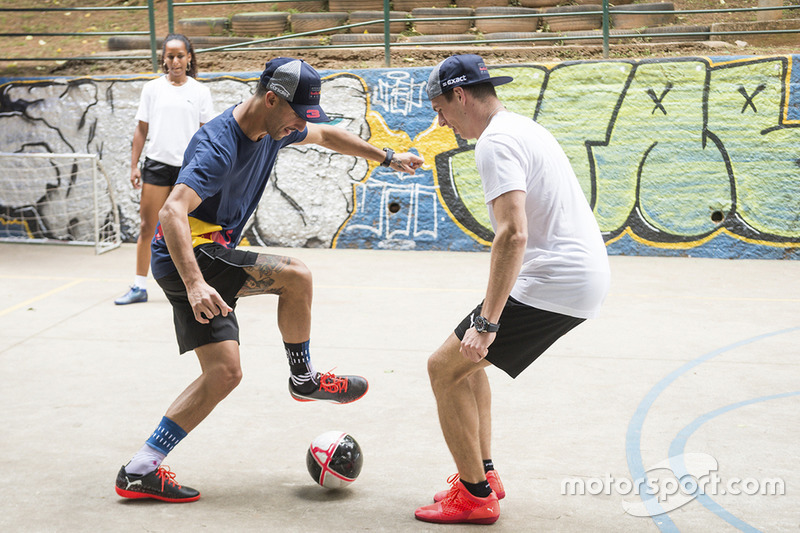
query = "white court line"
xmin=0 ymin=279 xmax=84 ymax=317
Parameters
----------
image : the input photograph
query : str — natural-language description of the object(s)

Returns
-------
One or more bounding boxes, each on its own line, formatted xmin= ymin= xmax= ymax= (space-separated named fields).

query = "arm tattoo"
xmin=237 ymin=255 xmax=291 ymax=297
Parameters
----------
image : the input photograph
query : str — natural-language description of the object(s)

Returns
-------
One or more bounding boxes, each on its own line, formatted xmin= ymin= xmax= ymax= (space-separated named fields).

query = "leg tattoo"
xmin=238 ymin=255 xmax=291 ymax=297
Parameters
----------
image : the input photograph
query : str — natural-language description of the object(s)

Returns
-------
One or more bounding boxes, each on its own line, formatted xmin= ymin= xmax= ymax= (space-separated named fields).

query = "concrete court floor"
xmin=0 ymin=241 xmax=798 ymax=533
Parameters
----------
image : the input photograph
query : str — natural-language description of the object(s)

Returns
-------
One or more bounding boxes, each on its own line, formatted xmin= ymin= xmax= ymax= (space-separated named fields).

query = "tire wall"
xmin=0 ymin=55 xmax=798 ymax=258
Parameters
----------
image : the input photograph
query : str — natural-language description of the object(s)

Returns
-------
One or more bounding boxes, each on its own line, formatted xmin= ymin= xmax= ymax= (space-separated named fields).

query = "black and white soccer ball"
xmin=306 ymin=431 xmax=363 ymax=489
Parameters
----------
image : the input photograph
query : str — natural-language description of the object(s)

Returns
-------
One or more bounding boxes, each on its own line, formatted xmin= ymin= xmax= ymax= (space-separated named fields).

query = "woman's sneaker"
xmin=416 ymin=477 xmax=500 ymax=525
xmin=433 ymin=470 xmax=505 ymax=502
xmin=114 ymin=286 xmax=148 ymax=305
xmin=115 ymin=465 xmax=200 ymax=503
xmin=289 ymin=371 xmax=368 ymax=404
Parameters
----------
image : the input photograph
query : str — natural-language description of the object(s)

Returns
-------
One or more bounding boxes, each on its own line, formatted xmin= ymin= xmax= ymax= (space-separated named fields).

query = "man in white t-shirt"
xmin=415 ymin=54 xmax=610 ymax=525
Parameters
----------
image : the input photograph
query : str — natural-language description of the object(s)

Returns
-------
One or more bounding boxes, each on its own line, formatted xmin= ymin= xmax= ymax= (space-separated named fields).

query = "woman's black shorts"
xmin=141 ymin=157 xmax=181 ymax=187
xmin=454 ymin=297 xmax=585 ymax=378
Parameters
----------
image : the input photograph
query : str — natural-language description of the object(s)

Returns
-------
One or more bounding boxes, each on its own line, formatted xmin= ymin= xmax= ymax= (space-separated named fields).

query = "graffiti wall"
xmin=1 ymin=54 xmax=798 ymax=258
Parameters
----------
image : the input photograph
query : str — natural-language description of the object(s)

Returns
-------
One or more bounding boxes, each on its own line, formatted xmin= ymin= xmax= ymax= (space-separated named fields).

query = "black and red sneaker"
xmin=289 ymin=371 xmax=368 ymax=404
xmin=115 ymin=465 xmax=200 ymax=503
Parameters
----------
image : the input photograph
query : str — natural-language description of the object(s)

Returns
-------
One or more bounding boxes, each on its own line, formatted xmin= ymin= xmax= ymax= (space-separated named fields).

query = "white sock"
xmin=133 ymin=275 xmax=148 ymax=290
xmin=125 ymin=443 xmax=165 ymax=475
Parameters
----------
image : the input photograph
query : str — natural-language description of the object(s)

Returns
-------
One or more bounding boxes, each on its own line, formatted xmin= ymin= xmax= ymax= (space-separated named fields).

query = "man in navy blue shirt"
xmin=115 ymin=57 xmax=424 ymax=503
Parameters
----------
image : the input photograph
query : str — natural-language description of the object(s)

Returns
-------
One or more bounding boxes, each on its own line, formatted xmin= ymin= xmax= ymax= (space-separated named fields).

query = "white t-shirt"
xmin=135 ymin=75 xmax=215 ymax=167
xmin=475 ymin=111 xmax=610 ymax=319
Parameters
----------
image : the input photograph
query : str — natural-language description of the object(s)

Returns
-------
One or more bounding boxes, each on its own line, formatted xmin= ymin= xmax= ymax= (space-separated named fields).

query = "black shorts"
xmin=141 ymin=157 xmax=181 ymax=187
xmin=156 ymin=243 xmax=258 ymax=354
xmin=455 ymin=297 xmax=585 ymax=378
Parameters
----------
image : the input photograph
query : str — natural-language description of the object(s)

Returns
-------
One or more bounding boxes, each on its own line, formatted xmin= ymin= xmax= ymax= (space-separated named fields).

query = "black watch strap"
xmin=381 ymin=147 xmax=394 ymax=167
xmin=474 ymin=315 xmax=500 ymax=333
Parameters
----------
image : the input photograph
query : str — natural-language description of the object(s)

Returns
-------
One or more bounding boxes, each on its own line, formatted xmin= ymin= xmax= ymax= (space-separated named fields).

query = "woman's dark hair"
xmin=161 ymin=33 xmax=198 ymax=78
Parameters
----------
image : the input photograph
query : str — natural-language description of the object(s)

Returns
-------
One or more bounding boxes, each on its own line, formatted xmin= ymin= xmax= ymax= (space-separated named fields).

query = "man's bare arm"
xmin=299 ymin=123 xmax=423 ymax=174
xmin=159 ymin=184 xmax=232 ymax=323
xmin=460 ymin=190 xmax=528 ymax=362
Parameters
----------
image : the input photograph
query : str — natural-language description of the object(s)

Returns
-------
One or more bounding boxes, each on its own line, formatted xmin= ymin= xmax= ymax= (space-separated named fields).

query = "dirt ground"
xmin=1 ymin=0 xmax=797 ymax=78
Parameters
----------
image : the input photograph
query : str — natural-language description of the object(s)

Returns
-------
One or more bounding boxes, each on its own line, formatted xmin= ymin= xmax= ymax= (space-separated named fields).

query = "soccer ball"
xmin=306 ymin=431 xmax=363 ymax=489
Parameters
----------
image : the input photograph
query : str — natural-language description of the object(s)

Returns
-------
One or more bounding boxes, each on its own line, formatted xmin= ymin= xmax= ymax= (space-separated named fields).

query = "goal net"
xmin=0 ymin=152 xmax=121 ymax=254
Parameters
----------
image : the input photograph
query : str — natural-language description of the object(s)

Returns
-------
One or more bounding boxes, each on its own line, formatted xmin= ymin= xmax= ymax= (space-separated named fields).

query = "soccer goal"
xmin=0 ymin=152 xmax=121 ymax=254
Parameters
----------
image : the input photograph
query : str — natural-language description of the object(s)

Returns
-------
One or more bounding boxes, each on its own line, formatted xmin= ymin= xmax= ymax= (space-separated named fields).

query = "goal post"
xmin=0 ymin=152 xmax=121 ymax=254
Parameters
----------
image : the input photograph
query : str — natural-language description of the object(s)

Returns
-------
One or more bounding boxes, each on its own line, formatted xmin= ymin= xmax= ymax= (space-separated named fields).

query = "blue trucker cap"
xmin=260 ymin=57 xmax=330 ymax=123
xmin=426 ymin=54 xmax=513 ymax=100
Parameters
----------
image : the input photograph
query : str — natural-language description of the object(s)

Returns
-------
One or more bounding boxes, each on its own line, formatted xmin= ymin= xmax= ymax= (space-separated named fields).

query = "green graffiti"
xmin=493 ymin=66 xmax=545 ymax=120
xmin=451 ymin=151 xmax=490 ymax=230
xmin=444 ymin=56 xmax=800 ymax=247
xmin=537 ymin=61 xmax=633 ymax=206
xmin=593 ymin=59 xmax=732 ymax=236
xmin=708 ymin=59 xmax=800 ymax=238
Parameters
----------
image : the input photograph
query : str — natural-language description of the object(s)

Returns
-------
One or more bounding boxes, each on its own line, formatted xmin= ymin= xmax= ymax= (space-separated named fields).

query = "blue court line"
xmin=625 ymin=326 xmax=800 ymax=531
xmin=669 ymin=390 xmax=800 ymax=532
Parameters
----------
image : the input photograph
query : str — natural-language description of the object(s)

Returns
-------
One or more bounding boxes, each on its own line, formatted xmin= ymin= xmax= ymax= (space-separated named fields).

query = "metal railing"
xmin=0 ymin=0 xmax=162 ymax=70
xmin=179 ymin=2 xmax=798 ymax=63
xmin=1 ymin=0 xmax=798 ymax=70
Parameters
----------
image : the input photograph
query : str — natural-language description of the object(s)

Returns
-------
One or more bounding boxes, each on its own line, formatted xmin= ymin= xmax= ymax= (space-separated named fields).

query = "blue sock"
xmin=125 ymin=416 xmax=186 ymax=475
xmin=145 ymin=415 xmax=187 ymax=455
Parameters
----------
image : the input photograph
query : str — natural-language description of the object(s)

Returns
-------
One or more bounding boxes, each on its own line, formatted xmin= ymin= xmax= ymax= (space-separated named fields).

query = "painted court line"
xmin=0 ymin=274 xmax=126 ymax=282
xmin=669 ymin=390 xmax=800 ymax=533
xmin=0 ymin=279 xmax=84 ymax=317
xmin=625 ymin=327 xmax=800 ymax=532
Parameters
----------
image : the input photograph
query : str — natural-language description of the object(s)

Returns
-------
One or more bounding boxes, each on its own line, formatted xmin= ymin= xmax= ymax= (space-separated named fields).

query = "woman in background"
xmin=115 ymin=34 xmax=215 ymax=305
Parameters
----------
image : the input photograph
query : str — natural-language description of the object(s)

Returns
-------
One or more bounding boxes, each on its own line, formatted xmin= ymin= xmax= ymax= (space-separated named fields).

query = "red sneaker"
xmin=416 ymin=477 xmax=500 ymax=525
xmin=433 ymin=470 xmax=506 ymax=502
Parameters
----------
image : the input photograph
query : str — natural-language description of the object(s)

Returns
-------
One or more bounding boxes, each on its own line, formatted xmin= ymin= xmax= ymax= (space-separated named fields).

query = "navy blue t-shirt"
xmin=151 ymin=105 xmax=308 ymax=279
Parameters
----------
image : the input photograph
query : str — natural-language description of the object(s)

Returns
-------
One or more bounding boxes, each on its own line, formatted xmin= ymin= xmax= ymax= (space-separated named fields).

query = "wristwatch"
xmin=473 ymin=315 xmax=500 ymax=333
xmin=381 ymin=147 xmax=394 ymax=167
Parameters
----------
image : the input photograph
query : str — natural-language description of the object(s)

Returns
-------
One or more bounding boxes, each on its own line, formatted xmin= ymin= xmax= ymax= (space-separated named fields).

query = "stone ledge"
xmin=710 ymin=18 xmax=800 ymax=46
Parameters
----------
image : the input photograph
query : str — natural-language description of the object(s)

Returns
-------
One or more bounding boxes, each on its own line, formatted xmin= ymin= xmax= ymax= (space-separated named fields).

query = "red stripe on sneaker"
xmin=115 ymin=485 xmax=201 ymax=503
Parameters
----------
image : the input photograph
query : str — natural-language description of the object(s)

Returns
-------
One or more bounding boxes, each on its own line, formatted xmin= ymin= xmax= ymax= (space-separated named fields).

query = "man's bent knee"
xmin=428 ymin=350 xmax=465 ymax=391
xmin=285 ymin=259 xmax=312 ymax=292
xmin=427 ymin=337 xmax=489 ymax=392
xmin=197 ymin=342 xmax=243 ymax=395
xmin=206 ymin=361 xmax=242 ymax=394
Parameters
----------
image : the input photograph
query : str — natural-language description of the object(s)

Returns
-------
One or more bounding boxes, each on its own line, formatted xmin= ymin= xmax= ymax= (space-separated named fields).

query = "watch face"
xmin=473 ymin=315 xmax=498 ymax=333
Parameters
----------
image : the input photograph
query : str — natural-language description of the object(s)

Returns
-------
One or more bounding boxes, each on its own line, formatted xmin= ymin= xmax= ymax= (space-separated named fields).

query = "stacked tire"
xmin=231 ymin=12 xmax=289 ymax=36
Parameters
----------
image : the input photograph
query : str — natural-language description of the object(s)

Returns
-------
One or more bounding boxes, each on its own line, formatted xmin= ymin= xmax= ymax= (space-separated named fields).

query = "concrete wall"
xmin=1 ymin=54 xmax=798 ymax=258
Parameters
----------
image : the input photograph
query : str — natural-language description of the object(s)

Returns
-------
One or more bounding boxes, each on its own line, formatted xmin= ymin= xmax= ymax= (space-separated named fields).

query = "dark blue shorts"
xmin=455 ymin=297 xmax=585 ymax=378
xmin=157 ymin=243 xmax=258 ymax=354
